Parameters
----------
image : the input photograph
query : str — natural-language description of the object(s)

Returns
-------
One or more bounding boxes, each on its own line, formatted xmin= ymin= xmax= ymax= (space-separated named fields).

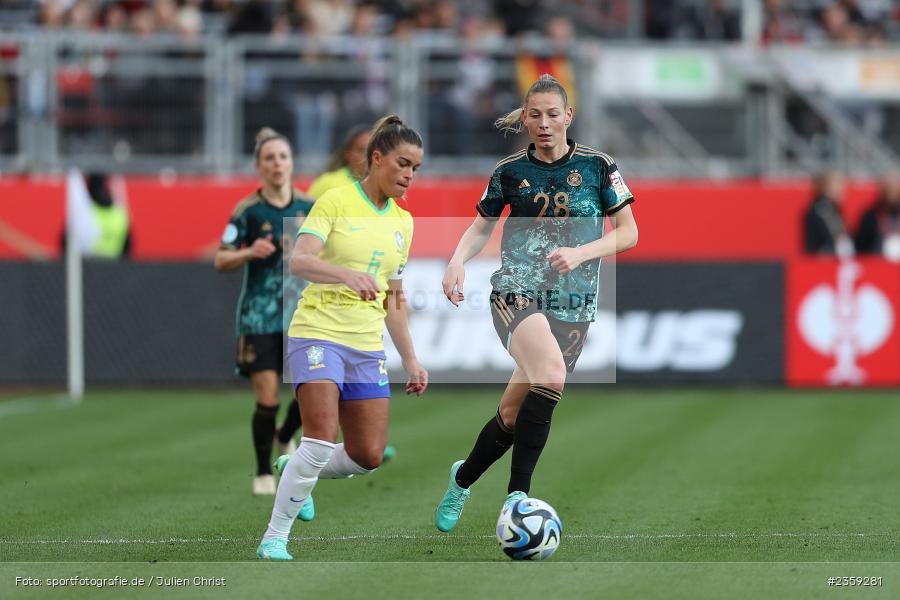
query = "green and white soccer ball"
xmin=495 ymin=497 xmax=562 ymax=560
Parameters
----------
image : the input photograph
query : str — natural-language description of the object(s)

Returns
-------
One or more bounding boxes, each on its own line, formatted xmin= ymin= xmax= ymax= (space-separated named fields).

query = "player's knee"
xmin=533 ymin=361 xmax=566 ymax=393
xmin=254 ymin=388 xmax=279 ymax=407
xmin=348 ymin=446 xmax=383 ymax=470
xmin=497 ymin=405 xmax=518 ymax=431
xmin=255 ymin=394 xmax=279 ymax=407
xmin=542 ymin=380 xmax=565 ymax=395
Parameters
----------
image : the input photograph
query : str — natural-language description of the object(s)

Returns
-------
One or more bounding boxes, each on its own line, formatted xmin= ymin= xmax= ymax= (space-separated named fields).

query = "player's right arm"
xmin=443 ymin=167 xmax=505 ymax=306
xmin=442 ymin=215 xmax=497 ymax=306
xmin=214 ymin=237 xmax=276 ymax=271
xmin=289 ymin=192 xmax=378 ymax=300
xmin=214 ymin=203 xmax=276 ymax=271
xmin=289 ymin=233 xmax=378 ymax=300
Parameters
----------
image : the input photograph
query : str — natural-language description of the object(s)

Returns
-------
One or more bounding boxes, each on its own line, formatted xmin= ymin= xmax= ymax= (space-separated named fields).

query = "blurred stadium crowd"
xmin=0 ymin=0 xmax=897 ymax=44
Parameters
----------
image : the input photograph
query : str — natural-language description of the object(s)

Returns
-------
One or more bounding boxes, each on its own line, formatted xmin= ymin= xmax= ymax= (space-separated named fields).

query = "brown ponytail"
xmin=367 ymin=115 xmax=423 ymax=167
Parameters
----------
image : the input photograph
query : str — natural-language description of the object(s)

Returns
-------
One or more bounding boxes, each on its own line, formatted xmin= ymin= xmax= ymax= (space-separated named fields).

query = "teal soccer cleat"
xmin=382 ymin=445 xmax=397 ymax=463
xmin=296 ymin=494 xmax=315 ymax=522
xmin=256 ymin=538 xmax=293 ymax=561
xmin=273 ymin=454 xmax=290 ymax=475
xmin=435 ymin=460 xmax=470 ymax=532
xmin=503 ymin=490 xmax=528 ymax=512
xmin=274 ymin=455 xmax=315 ymax=522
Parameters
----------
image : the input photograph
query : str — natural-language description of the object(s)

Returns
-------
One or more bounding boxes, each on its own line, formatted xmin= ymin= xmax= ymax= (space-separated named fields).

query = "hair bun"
xmin=255 ymin=127 xmax=279 ymax=145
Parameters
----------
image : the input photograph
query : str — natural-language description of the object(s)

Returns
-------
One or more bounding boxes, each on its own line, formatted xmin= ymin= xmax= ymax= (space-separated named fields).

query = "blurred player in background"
xmin=434 ymin=74 xmax=639 ymax=531
xmin=215 ymin=127 xmax=314 ymax=496
xmin=257 ymin=115 xmax=428 ymax=561
xmin=307 ymin=124 xmax=371 ymax=200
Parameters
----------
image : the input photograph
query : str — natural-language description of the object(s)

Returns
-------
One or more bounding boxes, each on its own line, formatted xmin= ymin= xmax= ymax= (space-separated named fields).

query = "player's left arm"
xmin=384 ymin=278 xmax=428 ymax=396
xmin=548 ymin=205 xmax=638 ymax=274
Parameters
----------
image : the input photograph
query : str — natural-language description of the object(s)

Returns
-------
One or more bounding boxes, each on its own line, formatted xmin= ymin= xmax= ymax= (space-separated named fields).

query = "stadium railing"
xmin=1 ymin=33 xmax=899 ymax=178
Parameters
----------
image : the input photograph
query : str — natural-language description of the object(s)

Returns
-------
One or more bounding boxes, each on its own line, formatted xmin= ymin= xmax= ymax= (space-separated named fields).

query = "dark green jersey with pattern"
xmin=220 ymin=189 xmax=314 ymax=335
xmin=476 ymin=140 xmax=635 ymax=322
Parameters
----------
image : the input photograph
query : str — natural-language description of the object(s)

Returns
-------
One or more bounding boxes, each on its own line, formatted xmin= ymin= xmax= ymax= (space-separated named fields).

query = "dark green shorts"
xmin=236 ymin=333 xmax=283 ymax=378
xmin=489 ymin=290 xmax=590 ymax=373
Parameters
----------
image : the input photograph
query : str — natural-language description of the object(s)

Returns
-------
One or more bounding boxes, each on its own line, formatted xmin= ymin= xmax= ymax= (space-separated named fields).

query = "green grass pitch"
xmin=1 ymin=387 xmax=897 ymax=599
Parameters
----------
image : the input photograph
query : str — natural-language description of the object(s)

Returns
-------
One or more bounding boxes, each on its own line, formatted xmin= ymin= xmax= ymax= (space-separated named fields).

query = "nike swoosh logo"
xmin=289 ymin=497 xmax=304 ymax=503
xmin=349 ymin=226 xmax=363 ymax=232
xmin=377 ymin=379 xmax=389 ymax=386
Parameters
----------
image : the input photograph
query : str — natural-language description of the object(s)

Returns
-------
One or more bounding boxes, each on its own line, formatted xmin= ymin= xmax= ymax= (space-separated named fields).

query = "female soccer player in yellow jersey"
xmin=257 ymin=115 xmax=428 ymax=561
xmin=306 ymin=125 xmax=371 ymax=200
xmin=301 ymin=123 xmax=399 ymax=463
xmin=433 ymin=75 xmax=639 ymax=532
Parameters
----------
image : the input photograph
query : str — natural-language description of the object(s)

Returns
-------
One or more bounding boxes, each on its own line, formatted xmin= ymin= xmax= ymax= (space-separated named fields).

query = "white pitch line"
xmin=0 ymin=533 xmax=895 ymax=545
xmin=0 ymin=394 xmax=77 ymax=418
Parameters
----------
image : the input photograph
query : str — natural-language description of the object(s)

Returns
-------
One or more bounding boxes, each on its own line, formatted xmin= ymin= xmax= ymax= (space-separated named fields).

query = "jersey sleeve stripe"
xmin=606 ymin=196 xmax=634 ymax=215
xmin=494 ymin=149 xmax=527 ymax=169
xmin=574 ymin=150 xmax=615 ymax=165
xmin=231 ymin=195 xmax=261 ymax=218
xmin=573 ymin=143 xmax=609 ymax=156
xmin=298 ymin=227 xmax=327 ymax=243
xmin=475 ymin=202 xmax=500 ymax=220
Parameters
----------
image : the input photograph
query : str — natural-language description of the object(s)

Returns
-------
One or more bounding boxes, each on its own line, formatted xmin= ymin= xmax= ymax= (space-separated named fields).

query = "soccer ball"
xmin=495 ymin=497 xmax=562 ymax=560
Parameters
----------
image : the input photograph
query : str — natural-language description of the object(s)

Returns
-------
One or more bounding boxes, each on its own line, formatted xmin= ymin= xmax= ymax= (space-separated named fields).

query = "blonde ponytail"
xmin=494 ymin=108 xmax=525 ymax=135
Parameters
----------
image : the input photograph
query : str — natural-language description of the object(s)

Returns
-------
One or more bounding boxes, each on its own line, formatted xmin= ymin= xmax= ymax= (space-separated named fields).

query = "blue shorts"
xmin=286 ymin=337 xmax=390 ymax=401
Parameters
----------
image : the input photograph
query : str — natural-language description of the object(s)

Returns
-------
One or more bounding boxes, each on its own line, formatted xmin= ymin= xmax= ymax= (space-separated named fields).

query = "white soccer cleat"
xmin=252 ymin=474 xmax=276 ymax=496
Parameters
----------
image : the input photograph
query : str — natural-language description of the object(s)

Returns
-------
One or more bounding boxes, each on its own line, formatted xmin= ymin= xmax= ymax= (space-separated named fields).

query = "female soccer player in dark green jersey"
xmin=434 ymin=75 xmax=639 ymax=532
xmin=215 ymin=127 xmax=314 ymax=496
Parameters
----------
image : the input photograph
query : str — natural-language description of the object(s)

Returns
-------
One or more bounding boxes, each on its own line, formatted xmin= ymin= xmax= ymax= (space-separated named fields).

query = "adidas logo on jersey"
xmin=518 ymin=179 xmax=530 ymax=189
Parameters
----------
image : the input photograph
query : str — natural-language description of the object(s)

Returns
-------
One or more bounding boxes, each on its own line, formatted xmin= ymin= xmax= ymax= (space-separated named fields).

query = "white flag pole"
xmin=65 ymin=170 xmax=86 ymax=402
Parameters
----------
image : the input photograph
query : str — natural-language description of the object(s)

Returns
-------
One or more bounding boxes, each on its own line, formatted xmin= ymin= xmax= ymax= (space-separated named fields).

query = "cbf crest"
xmin=567 ymin=170 xmax=583 ymax=187
xmin=306 ymin=345 xmax=325 ymax=370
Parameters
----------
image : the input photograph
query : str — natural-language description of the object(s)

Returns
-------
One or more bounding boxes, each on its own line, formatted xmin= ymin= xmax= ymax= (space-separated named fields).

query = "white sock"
xmin=318 ymin=443 xmax=373 ymax=479
xmin=262 ymin=436 xmax=335 ymax=542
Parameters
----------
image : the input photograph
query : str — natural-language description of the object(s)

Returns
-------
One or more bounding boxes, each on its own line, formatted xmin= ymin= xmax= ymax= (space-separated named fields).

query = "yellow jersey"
xmin=288 ymin=182 xmax=413 ymax=351
xmin=307 ymin=167 xmax=356 ymax=200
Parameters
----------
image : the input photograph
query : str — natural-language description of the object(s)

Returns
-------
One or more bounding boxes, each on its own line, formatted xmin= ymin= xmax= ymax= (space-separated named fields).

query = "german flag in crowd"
xmin=515 ymin=54 xmax=577 ymax=108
